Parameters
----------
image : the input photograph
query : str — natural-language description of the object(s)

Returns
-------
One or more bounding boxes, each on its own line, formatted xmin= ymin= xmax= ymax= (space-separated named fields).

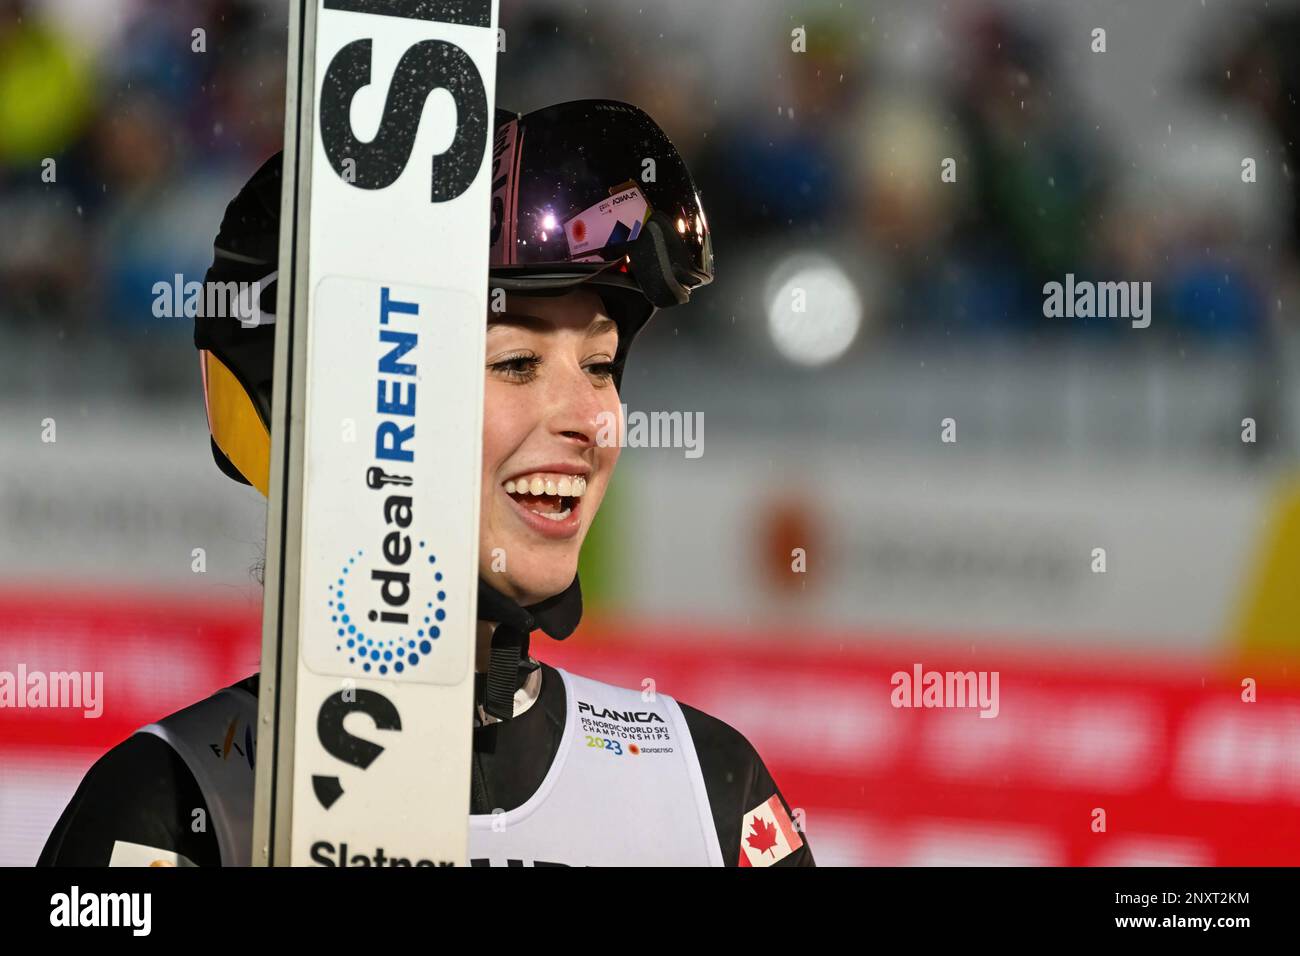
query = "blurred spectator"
xmin=949 ymin=7 xmax=1108 ymax=313
xmin=0 ymin=0 xmax=90 ymax=167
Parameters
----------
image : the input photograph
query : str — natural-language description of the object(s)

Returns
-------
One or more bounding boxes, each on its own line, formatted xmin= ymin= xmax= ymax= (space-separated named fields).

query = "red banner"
xmin=2 ymin=590 xmax=1297 ymax=866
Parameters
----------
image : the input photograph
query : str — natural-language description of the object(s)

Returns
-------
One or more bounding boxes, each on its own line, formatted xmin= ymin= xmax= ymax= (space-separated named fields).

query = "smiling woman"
xmin=481 ymin=290 xmax=621 ymax=606
xmin=38 ymin=100 xmax=815 ymax=869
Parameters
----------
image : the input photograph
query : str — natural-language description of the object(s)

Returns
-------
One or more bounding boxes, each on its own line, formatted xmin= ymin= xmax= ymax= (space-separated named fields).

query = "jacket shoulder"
xmin=38 ymin=676 xmax=258 ymax=867
xmin=38 ymin=729 xmax=217 ymax=866
xmin=677 ymin=699 xmax=815 ymax=867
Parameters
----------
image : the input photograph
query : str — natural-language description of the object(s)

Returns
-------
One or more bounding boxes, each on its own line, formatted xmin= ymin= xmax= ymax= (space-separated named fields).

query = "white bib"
xmin=467 ymin=669 xmax=723 ymax=866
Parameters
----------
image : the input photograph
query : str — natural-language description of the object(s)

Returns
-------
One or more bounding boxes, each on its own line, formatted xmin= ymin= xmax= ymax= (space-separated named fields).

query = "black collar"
xmin=475 ymin=575 xmax=581 ymax=720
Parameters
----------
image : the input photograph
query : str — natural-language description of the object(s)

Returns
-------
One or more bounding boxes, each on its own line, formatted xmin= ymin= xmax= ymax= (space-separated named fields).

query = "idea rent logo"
xmin=325 ymin=287 xmax=450 ymax=679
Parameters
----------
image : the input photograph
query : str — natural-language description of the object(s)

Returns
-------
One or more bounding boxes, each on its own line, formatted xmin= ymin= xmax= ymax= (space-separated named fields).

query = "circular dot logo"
xmin=326 ymin=544 xmax=448 ymax=676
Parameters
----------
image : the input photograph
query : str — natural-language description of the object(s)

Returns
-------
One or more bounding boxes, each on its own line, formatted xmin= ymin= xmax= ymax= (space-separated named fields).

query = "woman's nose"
xmin=545 ymin=365 xmax=613 ymax=447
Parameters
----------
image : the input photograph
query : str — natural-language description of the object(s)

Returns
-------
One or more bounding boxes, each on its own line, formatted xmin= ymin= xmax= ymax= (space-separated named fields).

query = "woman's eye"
xmin=489 ymin=353 xmax=617 ymax=383
xmin=586 ymin=361 xmax=617 ymax=381
xmin=490 ymin=354 xmax=540 ymax=380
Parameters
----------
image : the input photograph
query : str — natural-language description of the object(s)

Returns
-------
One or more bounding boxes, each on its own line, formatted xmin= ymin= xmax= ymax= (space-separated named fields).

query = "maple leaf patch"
xmin=746 ymin=815 xmax=780 ymax=856
xmin=738 ymin=794 xmax=803 ymax=867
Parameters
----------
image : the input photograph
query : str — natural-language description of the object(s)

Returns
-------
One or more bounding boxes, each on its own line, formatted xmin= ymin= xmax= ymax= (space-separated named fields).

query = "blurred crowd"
xmin=2 ymin=0 xmax=1299 ymax=395
xmin=0 ymin=0 xmax=284 ymax=394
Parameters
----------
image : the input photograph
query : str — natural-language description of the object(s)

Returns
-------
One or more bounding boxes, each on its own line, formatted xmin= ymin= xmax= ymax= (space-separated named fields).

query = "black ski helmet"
xmin=196 ymin=99 xmax=713 ymax=495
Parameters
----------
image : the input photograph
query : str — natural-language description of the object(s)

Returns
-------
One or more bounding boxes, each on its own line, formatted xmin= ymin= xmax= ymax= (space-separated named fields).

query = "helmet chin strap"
xmin=476 ymin=574 xmax=582 ymax=721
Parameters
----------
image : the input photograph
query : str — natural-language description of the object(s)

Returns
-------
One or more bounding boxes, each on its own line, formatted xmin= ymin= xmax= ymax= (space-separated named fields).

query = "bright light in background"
xmin=766 ymin=253 xmax=863 ymax=366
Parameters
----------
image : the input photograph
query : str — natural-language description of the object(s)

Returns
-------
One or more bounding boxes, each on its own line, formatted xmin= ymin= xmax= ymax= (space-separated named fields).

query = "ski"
xmin=253 ymin=0 xmax=499 ymax=866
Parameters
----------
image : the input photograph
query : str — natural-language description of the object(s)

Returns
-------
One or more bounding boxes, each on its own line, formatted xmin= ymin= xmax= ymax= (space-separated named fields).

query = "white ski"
xmin=253 ymin=0 xmax=499 ymax=867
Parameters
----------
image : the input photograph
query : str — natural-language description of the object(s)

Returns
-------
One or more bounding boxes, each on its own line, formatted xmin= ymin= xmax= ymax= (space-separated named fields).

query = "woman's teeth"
xmin=504 ymin=473 xmax=586 ymax=521
xmin=504 ymin=475 xmax=587 ymax=497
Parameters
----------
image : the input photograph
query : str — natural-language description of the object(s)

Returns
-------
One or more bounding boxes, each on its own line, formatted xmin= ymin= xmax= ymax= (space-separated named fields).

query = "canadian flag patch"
xmin=739 ymin=794 xmax=803 ymax=867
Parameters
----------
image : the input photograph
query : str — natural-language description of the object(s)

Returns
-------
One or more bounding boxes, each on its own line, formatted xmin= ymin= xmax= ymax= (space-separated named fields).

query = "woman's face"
xmin=480 ymin=288 xmax=622 ymax=607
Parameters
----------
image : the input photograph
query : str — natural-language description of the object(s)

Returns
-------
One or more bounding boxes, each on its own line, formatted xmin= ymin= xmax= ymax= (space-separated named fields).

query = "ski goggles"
xmin=488 ymin=100 xmax=714 ymax=307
